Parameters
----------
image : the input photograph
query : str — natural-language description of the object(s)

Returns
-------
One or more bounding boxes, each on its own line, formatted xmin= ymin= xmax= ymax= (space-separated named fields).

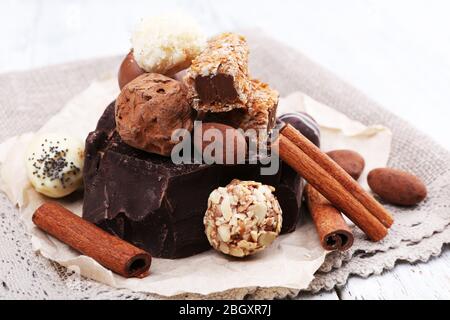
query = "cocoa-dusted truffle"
xmin=115 ymin=73 xmax=194 ymax=156
xmin=204 ymin=179 xmax=282 ymax=257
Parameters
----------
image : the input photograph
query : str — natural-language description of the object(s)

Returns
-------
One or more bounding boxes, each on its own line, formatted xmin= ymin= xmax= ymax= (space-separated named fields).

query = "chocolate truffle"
xmin=118 ymin=50 xmax=145 ymax=90
xmin=83 ymin=102 xmax=304 ymax=258
xmin=26 ymin=133 xmax=84 ymax=198
xmin=115 ymin=73 xmax=194 ymax=156
xmin=196 ymin=122 xmax=247 ymax=164
xmin=204 ymin=180 xmax=282 ymax=257
xmin=279 ymin=112 xmax=321 ymax=148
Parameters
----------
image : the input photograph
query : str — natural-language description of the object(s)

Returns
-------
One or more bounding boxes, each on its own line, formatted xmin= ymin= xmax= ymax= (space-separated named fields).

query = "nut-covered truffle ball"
xmin=115 ymin=73 xmax=194 ymax=156
xmin=204 ymin=179 xmax=282 ymax=257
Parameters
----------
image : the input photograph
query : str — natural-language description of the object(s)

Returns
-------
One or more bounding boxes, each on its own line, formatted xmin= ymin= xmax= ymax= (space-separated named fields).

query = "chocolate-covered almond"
xmin=196 ymin=122 xmax=247 ymax=164
xmin=327 ymin=149 xmax=365 ymax=180
xmin=367 ymin=168 xmax=427 ymax=206
xmin=118 ymin=50 xmax=145 ymax=90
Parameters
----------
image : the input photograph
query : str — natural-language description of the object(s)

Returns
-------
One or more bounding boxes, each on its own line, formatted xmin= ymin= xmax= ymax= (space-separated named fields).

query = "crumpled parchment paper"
xmin=0 ymin=78 xmax=391 ymax=296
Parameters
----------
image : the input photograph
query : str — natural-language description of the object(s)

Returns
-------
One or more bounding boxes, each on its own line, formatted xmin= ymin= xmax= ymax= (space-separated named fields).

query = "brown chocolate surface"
xmin=196 ymin=79 xmax=279 ymax=145
xmin=118 ymin=51 xmax=145 ymax=90
xmin=194 ymin=74 xmax=238 ymax=104
xmin=279 ymin=112 xmax=321 ymax=148
xmin=115 ymin=73 xmax=194 ymax=156
xmin=82 ymin=102 xmax=305 ymax=258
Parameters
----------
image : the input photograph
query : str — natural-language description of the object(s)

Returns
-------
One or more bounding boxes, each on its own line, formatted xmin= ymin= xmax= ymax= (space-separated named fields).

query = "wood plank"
xmin=338 ymin=247 xmax=450 ymax=300
xmin=297 ymin=290 xmax=340 ymax=300
xmin=1 ymin=0 xmax=450 ymax=299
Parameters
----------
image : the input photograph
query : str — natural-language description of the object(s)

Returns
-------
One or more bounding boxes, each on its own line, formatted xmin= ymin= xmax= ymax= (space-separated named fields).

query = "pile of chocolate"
xmin=24 ymin=14 xmax=428 ymax=279
xmin=82 ymin=26 xmax=321 ymax=259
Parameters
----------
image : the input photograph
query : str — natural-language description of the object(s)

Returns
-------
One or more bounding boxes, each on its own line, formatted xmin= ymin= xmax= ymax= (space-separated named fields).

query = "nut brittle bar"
xmin=197 ymin=79 xmax=279 ymax=141
xmin=185 ymin=33 xmax=252 ymax=112
xmin=240 ymin=79 xmax=279 ymax=133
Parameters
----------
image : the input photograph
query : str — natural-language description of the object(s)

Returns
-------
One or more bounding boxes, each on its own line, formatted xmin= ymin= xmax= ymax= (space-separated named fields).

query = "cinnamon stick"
xmin=32 ymin=203 xmax=151 ymax=278
xmin=305 ymin=184 xmax=354 ymax=251
xmin=278 ymin=134 xmax=388 ymax=241
xmin=281 ymin=124 xmax=393 ymax=228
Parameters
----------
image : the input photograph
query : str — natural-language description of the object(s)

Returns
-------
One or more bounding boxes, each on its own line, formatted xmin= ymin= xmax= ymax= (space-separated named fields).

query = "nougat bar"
xmin=196 ymin=79 xmax=279 ymax=142
xmin=240 ymin=79 xmax=279 ymax=133
xmin=185 ymin=33 xmax=252 ymax=112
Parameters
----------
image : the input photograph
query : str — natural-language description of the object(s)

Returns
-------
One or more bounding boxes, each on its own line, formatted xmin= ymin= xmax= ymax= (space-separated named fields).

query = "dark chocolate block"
xmin=83 ymin=102 xmax=304 ymax=258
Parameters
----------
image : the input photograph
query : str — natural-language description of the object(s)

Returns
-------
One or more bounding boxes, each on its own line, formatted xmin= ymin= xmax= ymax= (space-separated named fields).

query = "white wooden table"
xmin=2 ymin=0 xmax=449 ymax=299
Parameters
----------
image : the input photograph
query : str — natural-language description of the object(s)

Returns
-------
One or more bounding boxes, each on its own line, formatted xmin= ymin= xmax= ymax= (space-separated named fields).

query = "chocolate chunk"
xmin=194 ymin=74 xmax=238 ymax=104
xmin=83 ymin=102 xmax=304 ymax=258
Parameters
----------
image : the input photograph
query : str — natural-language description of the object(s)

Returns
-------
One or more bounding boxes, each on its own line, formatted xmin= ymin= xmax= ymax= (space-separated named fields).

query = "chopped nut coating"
xmin=185 ymin=33 xmax=252 ymax=112
xmin=204 ymin=179 xmax=282 ymax=257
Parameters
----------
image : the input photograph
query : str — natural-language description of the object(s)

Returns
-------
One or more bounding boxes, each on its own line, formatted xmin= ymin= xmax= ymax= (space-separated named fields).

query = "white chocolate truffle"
xmin=131 ymin=12 xmax=206 ymax=75
xmin=25 ymin=133 xmax=84 ymax=198
xmin=204 ymin=179 xmax=282 ymax=257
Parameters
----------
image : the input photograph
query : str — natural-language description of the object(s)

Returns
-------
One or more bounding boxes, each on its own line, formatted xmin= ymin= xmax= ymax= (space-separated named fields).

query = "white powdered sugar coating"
xmin=131 ymin=12 xmax=206 ymax=75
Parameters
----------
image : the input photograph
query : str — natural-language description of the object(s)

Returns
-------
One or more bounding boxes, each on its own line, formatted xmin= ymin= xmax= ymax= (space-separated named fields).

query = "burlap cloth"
xmin=0 ymin=31 xmax=449 ymax=299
